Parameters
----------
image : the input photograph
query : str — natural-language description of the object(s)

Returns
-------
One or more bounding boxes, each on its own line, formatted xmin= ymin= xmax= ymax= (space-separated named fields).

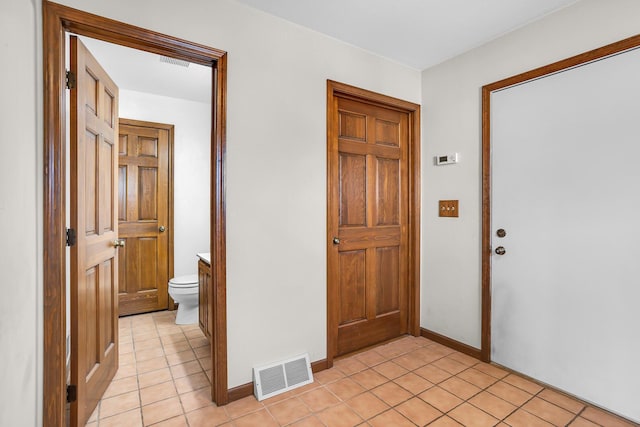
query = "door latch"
xmin=66 ymin=384 xmax=77 ymax=403
xmin=66 ymin=228 xmax=76 ymax=247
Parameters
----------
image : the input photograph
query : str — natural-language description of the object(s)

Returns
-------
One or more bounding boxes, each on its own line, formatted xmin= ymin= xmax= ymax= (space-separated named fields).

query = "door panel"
xmin=338 ymin=250 xmax=367 ymax=325
xmin=70 ymin=36 xmax=119 ymax=427
xmin=376 ymin=246 xmax=399 ymax=315
xmin=117 ymin=119 xmax=172 ymax=316
xmin=118 ymin=166 xmax=127 ymax=219
xmin=100 ymin=138 xmax=114 ymax=231
xmin=339 ymin=154 xmax=366 ymax=226
xmin=138 ymin=167 xmax=158 ymax=219
xmin=330 ymin=96 xmax=409 ymax=357
xmin=339 ymin=111 xmax=366 ymax=141
xmin=375 ymin=158 xmax=399 ymax=225
xmin=375 ymin=120 xmax=399 ymax=146
xmin=139 ymin=238 xmax=159 ymax=289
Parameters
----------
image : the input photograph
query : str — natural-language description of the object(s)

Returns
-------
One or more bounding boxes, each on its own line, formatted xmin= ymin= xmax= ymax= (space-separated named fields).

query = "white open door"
xmin=491 ymin=47 xmax=640 ymax=422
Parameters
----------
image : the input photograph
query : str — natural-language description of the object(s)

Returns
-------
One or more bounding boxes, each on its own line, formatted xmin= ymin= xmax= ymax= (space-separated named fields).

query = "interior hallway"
xmin=85 ymin=312 xmax=635 ymax=426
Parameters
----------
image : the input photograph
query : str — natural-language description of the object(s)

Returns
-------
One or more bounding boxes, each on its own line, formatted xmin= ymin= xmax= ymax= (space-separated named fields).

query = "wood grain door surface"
xmin=69 ymin=36 xmax=120 ymax=427
xmin=198 ymin=259 xmax=211 ymax=340
xmin=117 ymin=119 xmax=172 ymax=316
xmin=329 ymin=96 xmax=410 ymax=356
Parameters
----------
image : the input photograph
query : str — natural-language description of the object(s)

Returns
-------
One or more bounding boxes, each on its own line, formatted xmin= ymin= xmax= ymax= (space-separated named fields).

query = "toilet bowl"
xmin=168 ymin=274 xmax=199 ymax=325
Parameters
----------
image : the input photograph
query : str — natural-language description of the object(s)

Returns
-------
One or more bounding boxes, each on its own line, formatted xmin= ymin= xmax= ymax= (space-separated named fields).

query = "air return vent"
xmin=253 ymin=354 xmax=313 ymax=401
xmin=159 ymin=56 xmax=190 ymax=68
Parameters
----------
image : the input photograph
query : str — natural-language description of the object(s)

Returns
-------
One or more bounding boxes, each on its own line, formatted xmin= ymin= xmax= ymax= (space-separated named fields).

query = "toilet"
xmin=168 ymin=274 xmax=199 ymax=324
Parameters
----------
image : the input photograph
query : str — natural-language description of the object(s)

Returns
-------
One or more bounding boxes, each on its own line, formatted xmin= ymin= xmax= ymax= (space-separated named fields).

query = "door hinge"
xmin=66 ymin=228 xmax=76 ymax=247
xmin=66 ymin=384 xmax=77 ymax=403
xmin=66 ymin=70 xmax=76 ymax=89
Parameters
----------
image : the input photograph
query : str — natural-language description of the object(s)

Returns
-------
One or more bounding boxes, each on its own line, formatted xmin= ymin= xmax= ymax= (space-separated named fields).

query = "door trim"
xmin=42 ymin=2 xmax=228 ymax=424
xmin=118 ymin=118 xmax=175 ymax=315
xmin=325 ymin=80 xmax=421 ymax=366
xmin=480 ymin=33 xmax=640 ymax=362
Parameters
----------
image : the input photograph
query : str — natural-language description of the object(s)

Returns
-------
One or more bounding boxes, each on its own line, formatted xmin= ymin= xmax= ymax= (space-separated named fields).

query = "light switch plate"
xmin=439 ymin=200 xmax=459 ymax=218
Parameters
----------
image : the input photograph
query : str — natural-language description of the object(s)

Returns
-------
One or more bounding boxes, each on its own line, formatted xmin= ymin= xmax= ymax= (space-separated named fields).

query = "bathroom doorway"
xmin=67 ymin=31 xmax=210 ymax=427
xmin=42 ymin=3 xmax=229 ymax=425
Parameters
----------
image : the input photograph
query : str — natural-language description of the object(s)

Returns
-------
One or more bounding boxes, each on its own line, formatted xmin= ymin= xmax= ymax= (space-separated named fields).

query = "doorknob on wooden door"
xmin=112 ymin=239 xmax=125 ymax=248
xmin=159 ymin=225 xmax=166 ymax=232
xmin=333 ymin=237 xmax=340 ymax=245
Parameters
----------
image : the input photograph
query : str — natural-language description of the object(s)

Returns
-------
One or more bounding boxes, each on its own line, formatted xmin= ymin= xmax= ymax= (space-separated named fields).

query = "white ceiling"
xmin=234 ymin=0 xmax=579 ymax=70
xmin=79 ymin=36 xmax=212 ymax=104
xmin=79 ymin=0 xmax=579 ymax=103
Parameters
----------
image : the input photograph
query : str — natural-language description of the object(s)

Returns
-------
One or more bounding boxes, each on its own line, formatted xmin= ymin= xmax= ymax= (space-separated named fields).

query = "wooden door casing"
xmin=69 ymin=36 xmax=120 ymax=427
xmin=327 ymin=81 xmax=421 ymax=360
xmin=117 ymin=119 xmax=173 ymax=316
xmin=43 ymin=4 xmax=229 ymax=422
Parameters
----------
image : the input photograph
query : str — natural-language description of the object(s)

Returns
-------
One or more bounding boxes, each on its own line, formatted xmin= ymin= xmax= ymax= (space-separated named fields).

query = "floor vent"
xmin=253 ymin=353 xmax=313 ymax=401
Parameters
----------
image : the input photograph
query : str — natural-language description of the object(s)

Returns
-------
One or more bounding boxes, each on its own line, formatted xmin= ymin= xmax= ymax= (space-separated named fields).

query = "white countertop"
xmin=197 ymin=252 xmax=211 ymax=265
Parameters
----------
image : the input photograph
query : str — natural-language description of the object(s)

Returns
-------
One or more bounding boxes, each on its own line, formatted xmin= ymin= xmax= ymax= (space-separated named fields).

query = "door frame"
xmin=480 ymin=33 xmax=640 ymax=362
xmin=42 ymin=2 xmax=228 ymax=424
xmin=325 ymin=80 xmax=421 ymax=366
xmin=118 ymin=118 xmax=175 ymax=315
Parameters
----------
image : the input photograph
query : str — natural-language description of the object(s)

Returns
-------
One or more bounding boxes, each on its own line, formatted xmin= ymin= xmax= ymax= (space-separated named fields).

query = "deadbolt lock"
xmin=496 ymin=228 xmax=506 ymax=238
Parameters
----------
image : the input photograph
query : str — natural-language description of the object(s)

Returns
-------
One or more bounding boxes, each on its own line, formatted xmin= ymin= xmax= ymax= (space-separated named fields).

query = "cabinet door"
xmin=198 ymin=260 xmax=210 ymax=340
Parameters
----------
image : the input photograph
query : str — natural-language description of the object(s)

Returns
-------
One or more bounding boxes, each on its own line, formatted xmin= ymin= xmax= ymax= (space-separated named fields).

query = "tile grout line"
xmin=461 ymin=362 xmax=531 ymax=424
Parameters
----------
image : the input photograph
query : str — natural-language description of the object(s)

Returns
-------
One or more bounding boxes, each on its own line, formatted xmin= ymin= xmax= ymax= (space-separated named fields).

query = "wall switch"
xmin=439 ymin=200 xmax=459 ymax=218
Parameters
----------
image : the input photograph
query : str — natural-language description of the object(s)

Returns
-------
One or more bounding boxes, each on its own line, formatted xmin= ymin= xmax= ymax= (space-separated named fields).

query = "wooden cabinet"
xmin=198 ymin=259 xmax=211 ymax=341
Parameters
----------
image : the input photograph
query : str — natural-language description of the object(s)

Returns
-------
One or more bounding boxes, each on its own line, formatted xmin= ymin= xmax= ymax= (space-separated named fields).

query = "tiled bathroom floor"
xmin=86 ymin=311 xmax=636 ymax=426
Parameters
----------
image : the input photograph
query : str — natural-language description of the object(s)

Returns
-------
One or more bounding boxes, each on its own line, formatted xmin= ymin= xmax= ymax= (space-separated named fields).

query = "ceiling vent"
xmin=159 ymin=56 xmax=190 ymax=68
xmin=253 ymin=353 xmax=313 ymax=401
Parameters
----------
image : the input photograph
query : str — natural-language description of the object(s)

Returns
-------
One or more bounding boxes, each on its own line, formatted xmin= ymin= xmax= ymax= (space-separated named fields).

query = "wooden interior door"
xmin=69 ymin=36 xmax=119 ymax=427
xmin=117 ymin=119 xmax=172 ymax=316
xmin=328 ymin=94 xmax=410 ymax=357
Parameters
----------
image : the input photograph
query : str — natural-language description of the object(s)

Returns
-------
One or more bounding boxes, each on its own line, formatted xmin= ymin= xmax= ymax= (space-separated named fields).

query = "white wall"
xmin=421 ymin=0 xmax=640 ymax=348
xmin=0 ymin=0 xmax=41 ymax=425
xmin=3 ymin=1 xmax=420 ymax=413
xmin=119 ymin=89 xmax=211 ymax=277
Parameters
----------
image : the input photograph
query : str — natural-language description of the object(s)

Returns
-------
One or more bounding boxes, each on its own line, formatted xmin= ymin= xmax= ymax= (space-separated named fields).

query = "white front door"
xmin=491 ymin=47 xmax=640 ymax=422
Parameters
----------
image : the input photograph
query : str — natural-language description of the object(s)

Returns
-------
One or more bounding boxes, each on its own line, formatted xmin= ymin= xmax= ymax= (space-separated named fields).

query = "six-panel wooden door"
xmin=117 ymin=119 xmax=172 ymax=316
xmin=329 ymin=95 xmax=410 ymax=356
xmin=69 ymin=36 xmax=120 ymax=427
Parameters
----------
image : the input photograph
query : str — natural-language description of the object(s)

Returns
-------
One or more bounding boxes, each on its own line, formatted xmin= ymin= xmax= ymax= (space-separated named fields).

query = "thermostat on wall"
xmin=435 ymin=153 xmax=459 ymax=166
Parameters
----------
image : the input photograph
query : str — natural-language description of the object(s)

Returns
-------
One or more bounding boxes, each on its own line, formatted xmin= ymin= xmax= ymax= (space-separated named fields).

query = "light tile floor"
xmin=86 ymin=311 xmax=637 ymax=426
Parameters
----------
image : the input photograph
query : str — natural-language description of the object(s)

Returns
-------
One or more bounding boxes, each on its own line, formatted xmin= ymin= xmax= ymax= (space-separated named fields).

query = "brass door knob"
xmin=113 ymin=239 xmax=125 ymax=248
xmin=495 ymin=246 xmax=506 ymax=255
xmin=333 ymin=237 xmax=340 ymax=245
xmin=159 ymin=225 xmax=166 ymax=232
